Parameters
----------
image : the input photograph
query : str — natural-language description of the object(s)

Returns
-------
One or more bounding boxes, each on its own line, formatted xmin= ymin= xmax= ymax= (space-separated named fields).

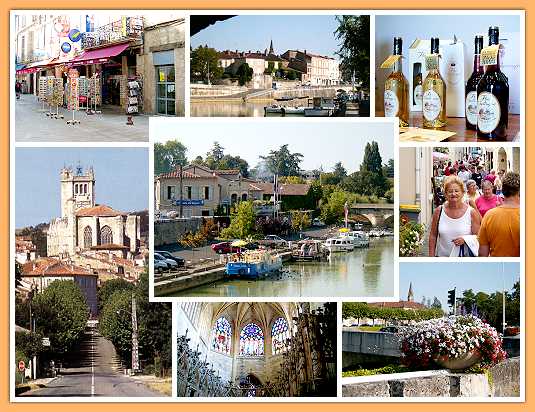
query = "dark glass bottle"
xmin=465 ymin=35 xmax=484 ymax=130
xmin=477 ymin=26 xmax=509 ymax=139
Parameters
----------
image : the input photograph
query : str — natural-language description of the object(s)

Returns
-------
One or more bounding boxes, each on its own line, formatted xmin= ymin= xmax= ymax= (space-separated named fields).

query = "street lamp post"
xmin=117 ymin=293 xmax=139 ymax=374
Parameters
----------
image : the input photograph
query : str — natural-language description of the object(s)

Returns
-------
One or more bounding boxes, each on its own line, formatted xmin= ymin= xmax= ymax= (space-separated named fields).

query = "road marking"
xmin=91 ymin=329 xmax=95 ymax=396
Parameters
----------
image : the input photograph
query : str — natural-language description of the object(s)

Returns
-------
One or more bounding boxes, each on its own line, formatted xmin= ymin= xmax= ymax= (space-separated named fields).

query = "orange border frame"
xmin=1 ymin=1 xmax=530 ymax=410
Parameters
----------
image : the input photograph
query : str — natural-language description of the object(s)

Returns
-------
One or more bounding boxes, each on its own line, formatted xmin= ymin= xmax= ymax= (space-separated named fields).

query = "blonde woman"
xmin=429 ymin=176 xmax=481 ymax=257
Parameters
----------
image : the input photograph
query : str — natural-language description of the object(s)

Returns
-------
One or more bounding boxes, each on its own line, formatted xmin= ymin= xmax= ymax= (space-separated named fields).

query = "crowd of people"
xmin=429 ymin=158 xmax=520 ymax=257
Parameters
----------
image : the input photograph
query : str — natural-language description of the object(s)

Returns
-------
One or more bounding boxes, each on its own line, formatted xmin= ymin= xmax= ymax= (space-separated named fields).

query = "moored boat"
xmin=323 ymin=237 xmax=355 ymax=253
xmin=226 ymin=250 xmax=282 ymax=279
xmin=339 ymin=230 xmax=370 ymax=248
xmin=291 ymin=239 xmax=330 ymax=261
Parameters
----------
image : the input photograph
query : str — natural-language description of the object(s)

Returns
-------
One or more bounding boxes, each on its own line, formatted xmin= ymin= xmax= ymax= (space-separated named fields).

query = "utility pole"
xmin=131 ymin=293 xmax=139 ymax=374
xmin=179 ymin=164 xmax=183 ymax=218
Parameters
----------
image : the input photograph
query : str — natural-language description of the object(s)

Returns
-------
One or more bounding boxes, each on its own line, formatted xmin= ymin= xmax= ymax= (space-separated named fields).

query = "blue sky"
xmin=191 ymin=15 xmax=345 ymax=58
xmin=15 ymin=148 xmax=149 ymax=228
xmin=399 ymin=262 xmax=520 ymax=310
xmin=151 ymin=119 xmax=395 ymax=173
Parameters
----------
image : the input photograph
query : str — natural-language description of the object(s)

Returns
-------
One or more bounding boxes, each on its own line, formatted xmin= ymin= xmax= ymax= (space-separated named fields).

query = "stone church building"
xmin=177 ymin=302 xmax=336 ymax=397
xmin=47 ymin=166 xmax=140 ymax=259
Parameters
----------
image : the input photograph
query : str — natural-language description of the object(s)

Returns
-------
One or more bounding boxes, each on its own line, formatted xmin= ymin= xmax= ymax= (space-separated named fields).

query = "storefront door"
xmin=156 ymin=65 xmax=175 ymax=115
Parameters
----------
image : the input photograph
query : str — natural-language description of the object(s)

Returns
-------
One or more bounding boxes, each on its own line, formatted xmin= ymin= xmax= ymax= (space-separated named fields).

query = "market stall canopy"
xmin=68 ymin=42 xmax=130 ymax=66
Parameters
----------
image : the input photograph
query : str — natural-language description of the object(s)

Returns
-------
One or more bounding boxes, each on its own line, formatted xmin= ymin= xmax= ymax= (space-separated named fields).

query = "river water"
xmin=171 ymin=237 xmax=394 ymax=298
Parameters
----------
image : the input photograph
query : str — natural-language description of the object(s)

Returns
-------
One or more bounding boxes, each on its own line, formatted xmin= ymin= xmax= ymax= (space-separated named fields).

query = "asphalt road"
xmin=15 ymin=95 xmax=149 ymax=142
xmin=21 ymin=329 xmax=162 ymax=397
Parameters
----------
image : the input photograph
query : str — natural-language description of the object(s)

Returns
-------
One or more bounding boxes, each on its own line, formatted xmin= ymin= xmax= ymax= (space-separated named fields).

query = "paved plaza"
xmin=15 ymin=95 xmax=149 ymax=142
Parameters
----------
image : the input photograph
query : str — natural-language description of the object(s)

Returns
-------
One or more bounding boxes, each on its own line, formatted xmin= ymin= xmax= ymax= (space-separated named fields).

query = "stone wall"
xmin=190 ymin=84 xmax=248 ymax=97
xmin=154 ymin=217 xmax=203 ymax=246
xmin=489 ymin=357 xmax=520 ymax=397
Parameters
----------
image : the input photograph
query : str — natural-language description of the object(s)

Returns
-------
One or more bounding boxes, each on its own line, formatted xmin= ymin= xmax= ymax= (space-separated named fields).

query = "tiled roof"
xmin=157 ymin=170 xmax=204 ymax=179
xmin=21 ymin=257 xmax=94 ymax=277
xmin=76 ymin=204 xmax=126 ymax=217
xmin=214 ymin=169 xmax=240 ymax=175
xmin=247 ymin=182 xmax=311 ymax=196
xmin=15 ymin=239 xmax=36 ymax=252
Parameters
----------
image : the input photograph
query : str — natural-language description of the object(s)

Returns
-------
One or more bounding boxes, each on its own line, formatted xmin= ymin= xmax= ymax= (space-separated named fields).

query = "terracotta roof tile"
xmin=90 ymin=244 xmax=129 ymax=250
xmin=76 ymin=204 xmax=126 ymax=217
xmin=21 ymin=258 xmax=94 ymax=277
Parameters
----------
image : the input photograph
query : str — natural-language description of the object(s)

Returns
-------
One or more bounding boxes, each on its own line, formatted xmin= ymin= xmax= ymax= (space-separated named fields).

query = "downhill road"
xmin=21 ymin=328 xmax=162 ymax=397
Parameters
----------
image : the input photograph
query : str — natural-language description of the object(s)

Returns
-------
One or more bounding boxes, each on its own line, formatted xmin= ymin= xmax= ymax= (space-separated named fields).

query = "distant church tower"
xmin=407 ymin=282 xmax=414 ymax=302
xmin=60 ymin=164 xmax=96 ymax=217
xmin=269 ymin=39 xmax=274 ymax=55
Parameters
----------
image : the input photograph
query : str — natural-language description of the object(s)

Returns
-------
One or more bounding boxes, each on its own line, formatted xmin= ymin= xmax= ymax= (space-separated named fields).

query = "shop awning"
xmin=16 ymin=58 xmax=55 ymax=74
xmin=68 ymin=42 xmax=130 ymax=66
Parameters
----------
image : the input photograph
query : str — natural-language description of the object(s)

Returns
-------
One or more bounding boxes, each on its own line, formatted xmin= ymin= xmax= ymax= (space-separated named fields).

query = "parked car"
xmin=244 ymin=242 xmax=260 ymax=250
xmin=211 ymin=242 xmax=242 ymax=254
xmin=155 ymin=250 xmax=185 ymax=267
xmin=379 ymin=326 xmax=399 ymax=333
xmin=154 ymin=252 xmax=178 ymax=269
xmin=258 ymin=235 xmax=288 ymax=248
xmin=154 ymin=259 xmax=168 ymax=274
xmin=312 ymin=218 xmax=326 ymax=227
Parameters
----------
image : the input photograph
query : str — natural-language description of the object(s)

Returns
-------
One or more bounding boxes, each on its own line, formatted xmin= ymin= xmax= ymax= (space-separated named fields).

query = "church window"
xmin=211 ymin=316 xmax=232 ymax=355
xmin=83 ymin=226 xmax=92 ymax=249
xmin=239 ymin=323 xmax=264 ymax=356
xmin=271 ymin=317 xmax=290 ymax=354
xmin=75 ymin=184 xmax=78 ymax=194
xmin=100 ymin=225 xmax=113 ymax=245
xmin=84 ymin=184 xmax=87 ymax=194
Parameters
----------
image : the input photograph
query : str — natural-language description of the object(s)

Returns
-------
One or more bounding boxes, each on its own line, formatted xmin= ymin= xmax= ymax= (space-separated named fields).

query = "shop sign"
xmin=174 ymin=199 xmax=205 ymax=206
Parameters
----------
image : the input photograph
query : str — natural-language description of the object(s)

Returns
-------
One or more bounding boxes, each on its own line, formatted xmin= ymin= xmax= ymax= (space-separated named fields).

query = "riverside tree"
xmin=334 ymin=15 xmax=370 ymax=88
xmin=260 ymin=144 xmax=303 ymax=177
xmin=190 ymin=46 xmax=223 ymax=83
xmin=220 ymin=201 xmax=257 ymax=239
xmin=154 ymin=140 xmax=188 ymax=175
xmin=32 ymin=280 xmax=89 ymax=355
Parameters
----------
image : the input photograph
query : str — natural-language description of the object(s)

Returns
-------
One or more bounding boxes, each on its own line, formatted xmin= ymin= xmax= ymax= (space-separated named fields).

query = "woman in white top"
xmin=429 ymin=175 xmax=481 ymax=257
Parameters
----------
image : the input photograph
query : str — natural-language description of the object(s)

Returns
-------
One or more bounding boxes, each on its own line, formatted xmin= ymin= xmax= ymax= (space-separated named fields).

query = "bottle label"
xmin=465 ymin=91 xmax=478 ymax=125
xmin=423 ymin=90 xmax=442 ymax=121
xmin=414 ymin=85 xmax=423 ymax=104
xmin=477 ymin=92 xmax=501 ymax=133
xmin=384 ymin=90 xmax=399 ymax=117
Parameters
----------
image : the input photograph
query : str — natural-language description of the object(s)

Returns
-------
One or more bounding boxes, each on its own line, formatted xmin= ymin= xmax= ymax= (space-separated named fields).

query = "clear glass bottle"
xmin=413 ymin=62 xmax=423 ymax=106
xmin=422 ymin=38 xmax=447 ymax=128
xmin=477 ymin=26 xmax=509 ymax=139
xmin=384 ymin=37 xmax=409 ymax=127
xmin=465 ymin=35 xmax=484 ymax=130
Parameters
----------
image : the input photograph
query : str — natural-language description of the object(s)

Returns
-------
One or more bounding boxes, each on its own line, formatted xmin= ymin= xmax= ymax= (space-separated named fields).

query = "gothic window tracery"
xmin=239 ymin=323 xmax=264 ymax=356
xmin=83 ymin=226 xmax=92 ymax=249
xmin=271 ymin=317 xmax=290 ymax=354
xmin=211 ymin=316 xmax=232 ymax=355
xmin=100 ymin=225 xmax=113 ymax=245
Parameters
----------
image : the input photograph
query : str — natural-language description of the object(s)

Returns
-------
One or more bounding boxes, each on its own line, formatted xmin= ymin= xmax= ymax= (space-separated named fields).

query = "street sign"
xmin=173 ymin=199 xmax=204 ymax=206
xmin=18 ymin=360 xmax=25 ymax=372
xmin=42 ymin=337 xmax=51 ymax=347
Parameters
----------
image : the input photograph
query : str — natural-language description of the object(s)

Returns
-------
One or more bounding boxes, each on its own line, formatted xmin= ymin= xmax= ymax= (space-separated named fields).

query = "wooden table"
xmin=378 ymin=111 xmax=520 ymax=142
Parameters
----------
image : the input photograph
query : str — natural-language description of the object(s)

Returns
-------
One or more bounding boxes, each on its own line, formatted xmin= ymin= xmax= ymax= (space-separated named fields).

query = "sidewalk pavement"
xmin=15 ymin=95 xmax=149 ymax=142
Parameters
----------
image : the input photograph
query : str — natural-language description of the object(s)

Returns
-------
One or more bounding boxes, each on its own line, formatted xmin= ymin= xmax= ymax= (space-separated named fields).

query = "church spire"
xmin=269 ymin=39 xmax=274 ymax=55
xmin=407 ymin=282 xmax=414 ymax=302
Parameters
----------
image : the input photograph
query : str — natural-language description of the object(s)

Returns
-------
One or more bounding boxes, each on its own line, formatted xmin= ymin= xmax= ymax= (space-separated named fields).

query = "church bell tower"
xmin=60 ymin=164 xmax=96 ymax=217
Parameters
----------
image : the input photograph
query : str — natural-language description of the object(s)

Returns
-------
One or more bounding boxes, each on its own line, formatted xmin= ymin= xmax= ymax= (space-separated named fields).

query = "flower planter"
xmin=434 ymin=350 xmax=481 ymax=370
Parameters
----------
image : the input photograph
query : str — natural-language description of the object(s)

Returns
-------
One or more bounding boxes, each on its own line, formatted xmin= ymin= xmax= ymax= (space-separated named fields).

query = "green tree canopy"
xmin=334 ymin=15 xmax=370 ymax=88
xmin=236 ymin=63 xmax=253 ymax=86
xmin=220 ymin=201 xmax=257 ymax=239
xmin=154 ymin=140 xmax=188 ymax=175
xmin=361 ymin=142 xmax=383 ymax=174
xmin=190 ymin=45 xmax=224 ymax=83
xmin=260 ymin=144 xmax=304 ymax=177
xmin=99 ymin=290 xmax=133 ymax=361
xmin=98 ymin=278 xmax=135 ymax=312
xmin=33 ymin=280 xmax=89 ymax=354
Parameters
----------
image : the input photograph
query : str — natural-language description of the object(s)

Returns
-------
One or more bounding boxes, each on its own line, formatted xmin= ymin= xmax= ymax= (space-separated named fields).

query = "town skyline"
xmin=152 ymin=120 xmax=394 ymax=174
xmin=191 ymin=15 xmax=342 ymax=59
xmin=15 ymin=148 xmax=149 ymax=228
xmin=399 ymin=262 xmax=520 ymax=311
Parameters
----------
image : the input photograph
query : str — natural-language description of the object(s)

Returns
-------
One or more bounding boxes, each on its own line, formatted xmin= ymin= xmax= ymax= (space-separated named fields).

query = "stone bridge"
xmin=350 ymin=203 xmax=394 ymax=227
xmin=342 ymin=329 xmax=401 ymax=368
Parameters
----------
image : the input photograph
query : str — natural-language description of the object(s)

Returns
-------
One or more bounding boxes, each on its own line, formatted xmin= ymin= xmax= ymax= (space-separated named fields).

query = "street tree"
xmin=154 ymin=141 xmax=188 ymax=175
xmin=334 ymin=15 xmax=370 ymax=88
xmin=236 ymin=63 xmax=253 ymax=86
xmin=220 ymin=201 xmax=257 ymax=239
xmin=205 ymin=141 xmax=225 ymax=168
xmin=32 ymin=280 xmax=89 ymax=354
xmin=320 ymin=190 xmax=352 ymax=224
xmin=98 ymin=278 xmax=134 ymax=312
xmin=361 ymin=142 xmax=383 ymax=174
xmin=260 ymin=144 xmax=304 ymax=177
xmin=431 ymin=297 xmax=442 ymax=309
xmin=190 ymin=46 xmax=224 ymax=83
xmin=99 ymin=289 xmax=133 ymax=361
xmin=332 ymin=161 xmax=347 ymax=181
xmin=219 ymin=154 xmax=250 ymax=177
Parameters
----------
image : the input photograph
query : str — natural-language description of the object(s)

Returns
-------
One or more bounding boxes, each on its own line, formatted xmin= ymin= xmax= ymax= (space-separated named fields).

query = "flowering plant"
xmin=400 ymin=315 xmax=507 ymax=369
xmin=399 ymin=217 xmax=425 ymax=257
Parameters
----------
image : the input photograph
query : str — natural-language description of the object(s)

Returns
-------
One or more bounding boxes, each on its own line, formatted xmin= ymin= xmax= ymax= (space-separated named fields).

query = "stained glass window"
xmin=239 ymin=323 xmax=264 ymax=356
xmin=211 ymin=317 xmax=232 ymax=355
xmin=271 ymin=317 xmax=290 ymax=354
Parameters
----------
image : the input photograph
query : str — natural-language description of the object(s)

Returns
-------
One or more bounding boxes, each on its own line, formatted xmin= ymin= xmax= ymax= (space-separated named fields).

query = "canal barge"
xmin=226 ymin=250 xmax=282 ymax=279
